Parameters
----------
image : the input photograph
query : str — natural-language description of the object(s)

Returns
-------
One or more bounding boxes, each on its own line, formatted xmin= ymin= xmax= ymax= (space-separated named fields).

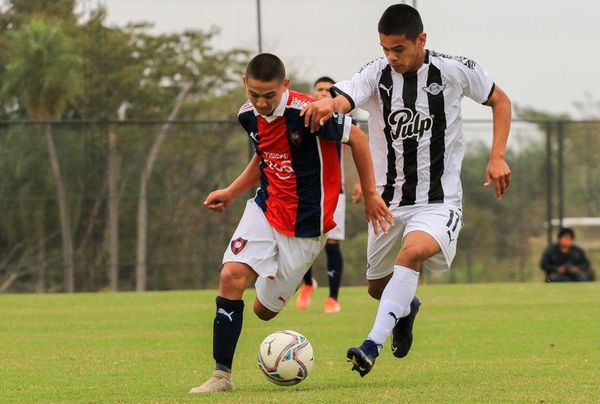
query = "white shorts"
xmin=223 ymin=200 xmax=326 ymax=312
xmin=366 ymin=204 xmax=463 ymax=280
xmin=327 ymin=194 xmax=346 ymax=241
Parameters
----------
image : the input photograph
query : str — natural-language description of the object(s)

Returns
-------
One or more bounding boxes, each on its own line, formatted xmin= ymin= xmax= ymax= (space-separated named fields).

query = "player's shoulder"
xmin=286 ymin=90 xmax=314 ymax=112
xmin=429 ymin=49 xmax=480 ymax=71
xmin=357 ymin=57 xmax=388 ymax=74
xmin=238 ymin=99 xmax=255 ymax=116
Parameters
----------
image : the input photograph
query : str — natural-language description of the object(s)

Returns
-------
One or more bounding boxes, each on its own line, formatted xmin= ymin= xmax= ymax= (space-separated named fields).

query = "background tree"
xmin=128 ymin=28 xmax=247 ymax=291
xmin=2 ymin=16 xmax=83 ymax=292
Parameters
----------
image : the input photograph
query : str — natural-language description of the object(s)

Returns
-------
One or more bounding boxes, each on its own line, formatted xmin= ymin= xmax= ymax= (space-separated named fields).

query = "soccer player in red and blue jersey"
xmin=190 ymin=53 xmax=393 ymax=393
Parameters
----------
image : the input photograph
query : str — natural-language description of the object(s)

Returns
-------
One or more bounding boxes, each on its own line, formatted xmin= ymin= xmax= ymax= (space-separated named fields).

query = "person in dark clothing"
xmin=540 ymin=227 xmax=593 ymax=282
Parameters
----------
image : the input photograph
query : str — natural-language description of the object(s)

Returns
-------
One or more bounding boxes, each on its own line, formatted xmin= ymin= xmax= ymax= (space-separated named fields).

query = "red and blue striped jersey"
xmin=238 ymin=90 xmax=352 ymax=238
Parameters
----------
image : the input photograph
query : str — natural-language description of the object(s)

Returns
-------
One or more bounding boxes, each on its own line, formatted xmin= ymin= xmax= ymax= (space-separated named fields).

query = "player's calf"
xmin=367 ymin=274 xmax=392 ymax=300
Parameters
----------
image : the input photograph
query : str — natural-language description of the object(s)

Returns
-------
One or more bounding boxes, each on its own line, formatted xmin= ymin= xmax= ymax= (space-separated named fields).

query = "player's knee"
xmin=254 ymin=309 xmax=277 ymax=321
xmin=397 ymin=244 xmax=426 ymax=269
xmin=253 ymin=300 xmax=278 ymax=321
xmin=219 ymin=266 xmax=249 ymax=293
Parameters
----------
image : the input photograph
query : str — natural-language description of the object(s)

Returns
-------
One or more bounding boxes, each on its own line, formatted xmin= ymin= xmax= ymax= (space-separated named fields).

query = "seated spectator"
xmin=540 ymin=227 xmax=594 ymax=282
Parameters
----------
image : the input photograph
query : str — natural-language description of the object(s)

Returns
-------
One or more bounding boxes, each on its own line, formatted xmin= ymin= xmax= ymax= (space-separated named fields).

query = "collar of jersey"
xmin=254 ymin=90 xmax=289 ymax=122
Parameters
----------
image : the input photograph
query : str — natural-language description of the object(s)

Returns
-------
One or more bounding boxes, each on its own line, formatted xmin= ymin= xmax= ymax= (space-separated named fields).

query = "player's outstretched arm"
xmin=484 ymin=84 xmax=512 ymax=199
xmin=346 ymin=125 xmax=393 ymax=234
xmin=300 ymin=95 xmax=353 ymax=133
xmin=204 ymin=154 xmax=260 ymax=212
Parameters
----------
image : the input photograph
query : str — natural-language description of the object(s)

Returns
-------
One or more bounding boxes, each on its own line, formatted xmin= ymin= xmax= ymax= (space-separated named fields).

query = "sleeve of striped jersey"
xmin=457 ymin=62 xmax=495 ymax=104
xmin=315 ymin=113 xmax=352 ymax=143
xmin=331 ymin=59 xmax=380 ymax=110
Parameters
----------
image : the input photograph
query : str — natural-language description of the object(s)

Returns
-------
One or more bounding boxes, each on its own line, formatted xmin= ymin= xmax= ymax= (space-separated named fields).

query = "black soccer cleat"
xmin=391 ymin=296 xmax=421 ymax=358
xmin=346 ymin=340 xmax=381 ymax=377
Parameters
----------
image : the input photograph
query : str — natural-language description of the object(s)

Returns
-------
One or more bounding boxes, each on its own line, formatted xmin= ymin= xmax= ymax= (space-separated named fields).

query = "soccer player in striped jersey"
xmin=189 ymin=53 xmax=392 ymax=393
xmin=302 ymin=4 xmax=512 ymax=377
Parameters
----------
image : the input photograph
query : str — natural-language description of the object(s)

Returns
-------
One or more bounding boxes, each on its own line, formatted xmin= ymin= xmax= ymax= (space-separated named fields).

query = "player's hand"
xmin=352 ymin=182 xmax=363 ymax=204
xmin=484 ymin=158 xmax=511 ymax=199
xmin=362 ymin=191 xmax=394 ymax=235
xmin=300 ymin=97 xmax=334 ymax=133
xmin=204 ymin=188 xmax=233 ymax=212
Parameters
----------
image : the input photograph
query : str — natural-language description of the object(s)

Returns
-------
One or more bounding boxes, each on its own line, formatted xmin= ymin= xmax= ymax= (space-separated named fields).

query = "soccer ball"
xmin=257 ymin=330 xmax=314 ymax=386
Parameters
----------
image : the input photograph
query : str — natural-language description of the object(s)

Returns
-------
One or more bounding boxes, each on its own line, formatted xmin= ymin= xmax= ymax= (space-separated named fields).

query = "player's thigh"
xmin=222 ymin=199 xmax=279 ymax=278
xmin=400 ymin=205 xmax=463 ymax=272
xmin=396 ymin=231 xmax=441 ymax=268
xmin=366 ymin=213 xmax=406 ymax=281
xmin=255 ymin=234 xmax=326 ymax=314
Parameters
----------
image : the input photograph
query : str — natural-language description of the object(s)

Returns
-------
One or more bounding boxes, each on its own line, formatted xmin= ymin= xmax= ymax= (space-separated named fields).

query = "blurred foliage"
xmin=0 ymin=1 xmax=597 ymax=292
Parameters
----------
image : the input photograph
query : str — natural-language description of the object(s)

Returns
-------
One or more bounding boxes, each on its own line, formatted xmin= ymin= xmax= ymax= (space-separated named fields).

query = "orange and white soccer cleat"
xmin=324 ymin=297 xmax=341 ymax=314
xmin=295 ymin=279 xmax=317 ymax=310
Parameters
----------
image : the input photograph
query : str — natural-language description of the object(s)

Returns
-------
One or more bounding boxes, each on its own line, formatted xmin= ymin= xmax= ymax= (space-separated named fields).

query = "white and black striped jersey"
xmin=332 ymin=50 xmax=495 ymax=208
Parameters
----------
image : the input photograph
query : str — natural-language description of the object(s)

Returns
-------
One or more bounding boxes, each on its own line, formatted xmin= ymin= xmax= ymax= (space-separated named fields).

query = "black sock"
xmin=326 ymin=243 xmax=343 ymax=300
xmin=302 ymin=267 xmax=313 ymax=286
xmin=213 ymin=296 xmax=244 ymax=373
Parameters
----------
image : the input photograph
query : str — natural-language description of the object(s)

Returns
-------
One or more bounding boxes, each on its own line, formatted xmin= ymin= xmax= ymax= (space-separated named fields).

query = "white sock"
xmin=367 ymin=265 xmax=419 ymax=345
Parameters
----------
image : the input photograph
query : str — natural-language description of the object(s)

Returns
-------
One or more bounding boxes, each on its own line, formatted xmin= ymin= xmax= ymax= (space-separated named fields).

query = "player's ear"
xmin=418 ymin=32 xmax=427 ymax=48
xmin=283 ymin=77 xmax=290 ymax=90
xmin=242 ymin=74 xmax=247 ymax=87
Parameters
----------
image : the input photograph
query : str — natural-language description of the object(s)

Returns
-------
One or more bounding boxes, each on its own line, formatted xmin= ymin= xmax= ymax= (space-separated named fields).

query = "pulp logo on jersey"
xmin=388 ymin=108 xmax=433 ymax=141
xmin=422 ymin=83 xmax=446 ymax=96
xmin=264 ymin=158 xmax=294 ymax=180
xmin=230 ymin=237 xmax=247 ymax=255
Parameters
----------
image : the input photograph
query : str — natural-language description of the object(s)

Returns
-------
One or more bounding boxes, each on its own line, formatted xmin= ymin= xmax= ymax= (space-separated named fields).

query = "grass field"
xmin=1 ymin=283 xmax=598 ymax=403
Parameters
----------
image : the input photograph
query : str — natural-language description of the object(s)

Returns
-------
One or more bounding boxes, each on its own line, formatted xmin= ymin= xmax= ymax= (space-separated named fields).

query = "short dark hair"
xmin=558 ymin=227 xmax=575 ymax=239
xmin=378 ymin=4 xmax=423 ymax=40
xmin=245 ymin=53 xmax=286 ymax=83
xmin=313 ymin=76 xmax=335 ymax=87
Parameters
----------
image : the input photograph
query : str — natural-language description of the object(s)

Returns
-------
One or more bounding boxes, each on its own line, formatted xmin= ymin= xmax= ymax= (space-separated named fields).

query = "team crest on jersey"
xmin=230 ymin=237 xmax=248 ymax=255
xmin=422 ymin=83 xmax=446 ymax=96
xmin=388 ymin=108 xmax=433 ymax=141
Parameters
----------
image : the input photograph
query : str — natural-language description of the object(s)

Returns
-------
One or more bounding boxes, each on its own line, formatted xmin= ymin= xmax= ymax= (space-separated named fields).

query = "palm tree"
xmin=2 ymin=17 xmax=83 ymax=293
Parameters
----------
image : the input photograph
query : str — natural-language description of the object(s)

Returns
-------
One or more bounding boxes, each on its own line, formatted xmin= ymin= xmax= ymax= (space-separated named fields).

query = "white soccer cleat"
xmin=189 ymin=370 xmax=234 ymax=393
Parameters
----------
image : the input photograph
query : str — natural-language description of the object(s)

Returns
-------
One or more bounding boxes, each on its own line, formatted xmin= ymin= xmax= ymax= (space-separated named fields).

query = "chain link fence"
xmin=0 ymin=119 xmax=597 ymax=292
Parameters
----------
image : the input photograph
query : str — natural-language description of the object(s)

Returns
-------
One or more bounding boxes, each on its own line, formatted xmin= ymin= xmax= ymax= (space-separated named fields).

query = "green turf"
xmin=1 ymin=283 xmax=598 ymax=403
